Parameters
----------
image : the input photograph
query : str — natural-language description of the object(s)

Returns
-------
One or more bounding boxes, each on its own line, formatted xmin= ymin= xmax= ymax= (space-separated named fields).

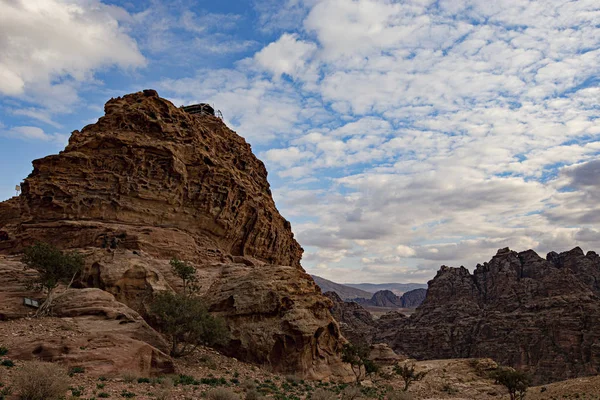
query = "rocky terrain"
xmin=0 ymin=90 xmax=351 ymax=381
xmin=375 ymin=247 xmax=600 ymax=384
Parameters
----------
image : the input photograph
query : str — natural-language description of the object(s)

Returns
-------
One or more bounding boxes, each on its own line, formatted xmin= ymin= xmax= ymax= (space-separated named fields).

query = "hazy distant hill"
xmin=344 ymin=282 xmax=427 ymax=295
xmin=311 ymin=275 xmax=373 ymax=300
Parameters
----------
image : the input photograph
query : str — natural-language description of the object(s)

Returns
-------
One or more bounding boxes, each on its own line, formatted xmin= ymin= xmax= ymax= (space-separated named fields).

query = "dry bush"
xmin=245 ymin=389 xmax=264 ymax=400
xmin=341 ymin=385 xmax=363 ymax=400
xmin=206 ymin=387 xmax=241 ymax=400
xmin=311 ymin=388 xmax=337 ymax=400
xmin=14 ymin=361 xmax=69 ymax=400
xmin=241 ymin=378 xmax=257 ymax=391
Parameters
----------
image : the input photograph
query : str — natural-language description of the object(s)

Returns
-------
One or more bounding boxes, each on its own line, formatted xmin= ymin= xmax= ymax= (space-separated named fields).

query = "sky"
xmin=0 ymin=0 xmax=599 ymax=284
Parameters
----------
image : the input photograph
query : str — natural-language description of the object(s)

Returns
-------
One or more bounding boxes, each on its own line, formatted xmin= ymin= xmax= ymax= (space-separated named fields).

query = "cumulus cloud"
xmin=0 ymin=0 xmax=145 ymax=101
xmin=255 ymin=33 xmax=317 ymax=79
xmin=159 ymin=0 xmax=600 ymax=283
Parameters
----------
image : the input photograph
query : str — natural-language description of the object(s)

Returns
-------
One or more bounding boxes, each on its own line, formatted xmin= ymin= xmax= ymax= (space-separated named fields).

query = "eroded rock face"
xmin=4 ymin=89 xmax=302 ymax=267
xmin=0 ymin=90 xmax=349 ymax=380
xmin=324 ymin=291 xmax=375 ymax=347
xmin=375 ymin=247 xmax=600 ymax=384
xmin=5 ymin=287 xmax=174 ymax=376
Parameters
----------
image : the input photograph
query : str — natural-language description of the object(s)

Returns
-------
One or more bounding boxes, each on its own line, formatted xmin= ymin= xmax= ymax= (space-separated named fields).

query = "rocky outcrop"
xmin=324 ymin=291 xmax=375 ymax=347
xmin=0 ymin=90 xmax=350 ymax=380
xmin=399 ymin=288 xmax=427 ymax=308
xmin=375 ymin=247 xmax=600 ymax=384
xmin=2 ymin=89 xmax=302 ymax=267
xmin=7 ymin=288 xmax=174 ymax=376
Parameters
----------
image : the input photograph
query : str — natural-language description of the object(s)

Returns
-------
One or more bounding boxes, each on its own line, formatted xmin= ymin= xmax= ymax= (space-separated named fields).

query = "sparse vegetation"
xmin=311 ymin=388 xmax=337 ymax=400
xmin=0 ymin=347 xmax=8 ymax=356
xmin=170 ymin=258 xmax=199 ymax=295
xmin=341 ymin=343 xmax=379 ymax=384
xmin=13 ymin=361 xmax=69 ymax=400
xmin=490 ymin=367 xmax=530 ymax=400
xmin=21 ymin=242 xmax=84 ymax=316
xmin=150 ymin=291 xmax=228 ymax=357
xmin=394 ymin=362 xmax=427 ymax=392
xmin=206 ymin=387 xmax=240 ymax=400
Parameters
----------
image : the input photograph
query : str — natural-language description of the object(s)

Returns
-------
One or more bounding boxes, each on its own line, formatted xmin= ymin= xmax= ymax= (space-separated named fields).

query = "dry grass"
xmin=13 ymin=361 xmax=69 ymax=400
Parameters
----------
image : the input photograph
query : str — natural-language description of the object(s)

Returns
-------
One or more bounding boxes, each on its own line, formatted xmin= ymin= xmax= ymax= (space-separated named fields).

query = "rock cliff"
xmin=375 ymin=247 xmax=600 ymax=384
xmin=324 ymin=291 xmax=375 ymax=347
xmin=0 ymin=90 xmax=350 ymax=380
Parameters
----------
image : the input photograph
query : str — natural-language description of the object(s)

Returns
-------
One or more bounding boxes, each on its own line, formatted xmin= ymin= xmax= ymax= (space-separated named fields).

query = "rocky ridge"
xmin=353 ymin=288 xmax=427 ymax=308
xmin=0 ymin=90 xmax=350 ymax=380
xmin=375 ymin=247 xmax=600 ymax=384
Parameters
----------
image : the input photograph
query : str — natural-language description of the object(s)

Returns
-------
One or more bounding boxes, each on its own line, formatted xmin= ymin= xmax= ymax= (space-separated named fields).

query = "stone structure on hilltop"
xmin=374 ymin=247 xmax=600 ymax=384
xmin=0 ymin=89 xmax=350 ymax=380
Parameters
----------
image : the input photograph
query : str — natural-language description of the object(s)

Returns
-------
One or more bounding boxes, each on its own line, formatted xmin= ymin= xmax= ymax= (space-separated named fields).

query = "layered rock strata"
xmin=0 ymin=90 xmax=349 ymax=380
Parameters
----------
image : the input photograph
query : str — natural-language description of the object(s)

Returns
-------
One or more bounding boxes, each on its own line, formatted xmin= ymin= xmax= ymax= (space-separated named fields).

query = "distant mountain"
xmin=311 ymin=275 xmax=373 ymax=300
xmin=344 ymin=282 xmax=427 ymax=295
xmin=354 ymin=288 xmax=427 ymax=308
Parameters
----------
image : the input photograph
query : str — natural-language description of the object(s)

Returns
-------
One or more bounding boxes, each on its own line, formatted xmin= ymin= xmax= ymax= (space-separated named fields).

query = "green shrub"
xmin=1 ymin=360 xmax=14 ymax=368
xmin=137 ymin=377 xmax=151 ymax=384
xmin=98 ymin=393 xmax=110 ymax=398
xmin=0 ymin=347 xmax=8 ymax=356
xmin=68 ymin=366 xmax=85 ymax=376
xmin=21 ymin=242 xmax=84 ymax=316
xmin=120 ymin=389 xmax=136 ymax=398
xmin=170 ymin=258 xmax=199 ymax=295
xmin=14 ymin=361 xmax=69 ymax=400
xmin=150 ymin=292 xmax=228 ymax=357
xmin=490 ymin=367 xmax=530 ymax=400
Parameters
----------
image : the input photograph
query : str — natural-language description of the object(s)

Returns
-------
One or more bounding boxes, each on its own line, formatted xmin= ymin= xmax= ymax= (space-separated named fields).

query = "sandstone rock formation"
xmin=324 ymin=291 xmax=375 ymax=347
xmin=0 ymin=90 xmax=350 ymax=380
xmin=5 ymin=287 xmax=174 ymax=376
xmin=375 ymin=247 xmax=600 ymax=384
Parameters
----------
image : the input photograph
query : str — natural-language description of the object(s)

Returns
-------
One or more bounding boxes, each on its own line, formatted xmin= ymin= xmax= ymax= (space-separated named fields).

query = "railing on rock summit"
xmin=182 ymin=103 xmax=223 ymax=120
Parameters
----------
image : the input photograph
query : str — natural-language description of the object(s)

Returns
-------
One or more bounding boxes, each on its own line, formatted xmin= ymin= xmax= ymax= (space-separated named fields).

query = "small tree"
xmin=170 ymin=258 xmax=199 ymax=295
xmin=21 ymin=242 xmax=84 ymax=316
xmin=491 ymin=367 xmax=530 ymax=400
xmin=150 ymin=291 xmax=227 ymax=357
xmin=341 ymin=343 xmax=378 ymax=384
xmin=394 ymin=362 xmax=427 ymax=391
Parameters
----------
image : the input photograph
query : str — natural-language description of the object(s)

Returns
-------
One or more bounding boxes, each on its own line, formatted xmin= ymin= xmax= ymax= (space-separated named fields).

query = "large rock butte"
xmin=0 ymin=90 xmax=350 ymax=380
xmin=375 ymin=247 xmax=600 ymax=384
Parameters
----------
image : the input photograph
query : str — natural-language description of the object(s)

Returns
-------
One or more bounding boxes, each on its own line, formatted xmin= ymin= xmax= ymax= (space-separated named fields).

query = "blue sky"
xmin=1 ymin=0 xmax=599 ymax=283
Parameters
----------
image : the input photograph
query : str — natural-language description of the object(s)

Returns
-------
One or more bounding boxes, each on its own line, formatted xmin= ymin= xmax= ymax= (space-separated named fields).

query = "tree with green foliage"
xmin=149 ymin=291 xmax=227 ymax=357
xmin=21 ymin=242 xmax=84 ymax=316
xmin=170 ymin=258 xmax=199 ymax=295
xmin=341 ymin=343 xmax=379 ymax=384
xmin=491 ymin=367 xmax=530 ymax=400
xmin=394 ymin=362 xmax=428 ymax=391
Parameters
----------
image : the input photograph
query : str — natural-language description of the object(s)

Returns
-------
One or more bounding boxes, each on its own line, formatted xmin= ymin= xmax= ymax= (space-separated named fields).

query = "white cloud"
xmin=0 ymin=0 xmax=145 ymax=101
xmin=159 ymin=0 xmax=600 ymax=283
xmin=255 ymin=33 xmax=317 ymax=79
xmin=1 ymin=125 xmax=68 ymax=144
